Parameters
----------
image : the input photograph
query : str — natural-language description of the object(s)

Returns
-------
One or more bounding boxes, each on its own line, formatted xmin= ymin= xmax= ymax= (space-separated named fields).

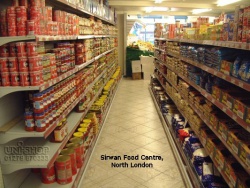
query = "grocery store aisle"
xmin=79 ymin=78 xmax=186 ymax=188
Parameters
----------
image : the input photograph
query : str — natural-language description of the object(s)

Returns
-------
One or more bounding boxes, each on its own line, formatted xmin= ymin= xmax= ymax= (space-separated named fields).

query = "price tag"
xmin=222 ymin=107 xmax=226 ymax=112
xmin=247 ymin=126 xmax=250 ymax=132
xmin=212 ymin=98 xmax=215 ymax=103
xmin=232 ymin=115 xmax=237 ymax=121
xmin=222 ymin=74 xmax=226 ymax=79
xmin=239 ymin=82 xmax=244 ymax=88
xmin=231 ymin=79 xmax=235 ymax=84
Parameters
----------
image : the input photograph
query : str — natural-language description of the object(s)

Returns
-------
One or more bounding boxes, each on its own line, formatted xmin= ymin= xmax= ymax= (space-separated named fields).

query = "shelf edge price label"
xmin=222 ymin=107 xmax=226 ymax=112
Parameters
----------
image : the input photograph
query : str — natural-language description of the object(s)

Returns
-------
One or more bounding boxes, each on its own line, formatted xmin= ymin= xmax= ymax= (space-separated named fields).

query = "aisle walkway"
xmin=79 ymin=78 xmax=186 ymax=188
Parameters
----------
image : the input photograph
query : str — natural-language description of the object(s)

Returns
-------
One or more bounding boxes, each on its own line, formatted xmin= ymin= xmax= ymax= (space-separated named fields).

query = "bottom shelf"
xmin=20 ymin=76 xmax=121 ymax=188
xmin=149 ymin=86 xmax=194 ymax=188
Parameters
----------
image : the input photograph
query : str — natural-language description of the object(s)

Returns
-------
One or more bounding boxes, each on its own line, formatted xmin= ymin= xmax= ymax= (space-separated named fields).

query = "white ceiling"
xmin=109 ymin=0 xmax=250 ymax=16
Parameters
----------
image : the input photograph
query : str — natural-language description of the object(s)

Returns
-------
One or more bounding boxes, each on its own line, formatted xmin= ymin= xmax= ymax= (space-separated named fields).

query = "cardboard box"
xmin=233 ymin=99 xmax=250 ymax=119
xmin=220 ymin=60 xmax=233 ymax=75
xmin=218 ymin=120 xmax=239 ymax=142
xmin=224 ymin=157 xmax=238 ymax=187
xmin=132 ymin=72 xmax=142 ymax=80
xmin=131 ymin=60 xmax=141 ymax=73
xmin=227 ymin=129 xmax=241 ymax=155
xmin=239 ymin=140 xmax=250 ymax=167
xmin=212 ymin=86 xmax=222 ymax=101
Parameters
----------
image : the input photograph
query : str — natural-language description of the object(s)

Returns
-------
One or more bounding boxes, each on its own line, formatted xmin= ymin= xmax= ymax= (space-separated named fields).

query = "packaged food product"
xmin=60 ymin=149 xmax=77 ymax=175
xmin=41 ymin=165 xmax=56 ymax=184
xmin=55 ymin=155 xmax=72 ymax=184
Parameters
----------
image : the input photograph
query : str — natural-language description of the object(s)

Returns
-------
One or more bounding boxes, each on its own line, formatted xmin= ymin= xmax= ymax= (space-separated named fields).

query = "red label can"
xmin=15 ymin=6 xmax=27 ymax=18
xmin=9 ymin=43 xmax=17 ymax=57
xmin=16 ymin=42 xmax=26 ymax=56
xmin=28 ymin=56 xmax=42 ymax=71
xmin=8 ymin=26 xmax=17 ymax=36
xmin=67 ymin=144 xmax=83 ymax=168
xmin=0 ymin=58 xmax=9 ymax=72
xmin=46 ymin=7 xmax=53 ymax=21
xmin=1 ymin=72 xmax=10 ymax=86
xmin=30 ymin=6 xmax=40 ymax=21
xmin=30 ymin=71 xmax=42 ymax=86
xmin=11 ymin=0 xmax=19 ymax=6
xmin=41 ymin=165 xmax=56 ymax=184
xmin=0 ymin=45 xmax=9 ymax=57
xmin=8 ymin=57 xmax=18 ymax=72
xmin=19 ymin=0 xmax=28 ymax=7
xmin=10 ymin=72 xmax=20 ymax=86
xmin=26 ymin=42 xmax=37 ymax=56
xmin=55 ymin=155 xmax=72 ymax=185
xmin=26 ymin=20 xmax=36 ymax=35
xmin=0 ymin=10 xmax=7 ymax=23
xmin=19 ymin=72 xmax=30 ymax=86
xmin=7 ymin=17 xmax=16 ymax=26
xmin=7 ymin=7 xmax=16 ymax=14
xmin=30 ymin=0 xmax=40 ymax=6
xmin=40 ymin=0 xmax=45 ymax=7
xmin=18 ymin=57 xmax=28 ymax=71
xmin=60 ymin=149 xmax=77 ymax=175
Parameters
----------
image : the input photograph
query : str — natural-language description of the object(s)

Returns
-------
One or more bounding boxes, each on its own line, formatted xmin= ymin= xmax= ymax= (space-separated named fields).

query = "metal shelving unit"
xmin=19 ymin=73 xmax=121 ymax=188
xmin=0 ymin=48 xmax=116 ymax=98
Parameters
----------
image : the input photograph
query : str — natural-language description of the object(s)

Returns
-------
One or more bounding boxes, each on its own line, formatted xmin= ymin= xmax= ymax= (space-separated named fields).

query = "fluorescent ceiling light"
xmin=145 ymin=7 xmax=168 ymax=13
xmin=192 ymin=8 xmax=212 ymax=14
xmin=155 ymin=0 xmax=163 ymax=3
xmin=217 ymin=0 xmax=241 ymax=6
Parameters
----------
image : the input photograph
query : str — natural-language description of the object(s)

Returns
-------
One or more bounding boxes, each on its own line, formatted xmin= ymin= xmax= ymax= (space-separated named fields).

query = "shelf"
xmin=36 ymin=35 xmax=78 ymax=42
xmin=162 ymin=62 xmax=250 ymax=133
xmin=152 ymin=75 xmax=235 ymax=187
xmin=149 ymin=87 xmax=195 ymax=188
xmin=155 ymin=70 xmax=250 ymax=176
xmin=0 ymin=48 xmax=116 ymax=98
xmin=50 ymin=0 xmax=116 ymax=25
xmin=0 ymin=67 xmax=118 ymax=174
xmin=0 ymin=68 xmax=108 ymax=144
xmin=19 ymin=72 xmax=121 ymax=188
xmin=0 ymin=36 xmax=36 ymax=46
xmin=166 ymin=38 xmax=250 ymax=51
xmin=154 ymin=38 xmax=167 ymax=41
xmin=154 ymin=47 xmax=165 ymax=52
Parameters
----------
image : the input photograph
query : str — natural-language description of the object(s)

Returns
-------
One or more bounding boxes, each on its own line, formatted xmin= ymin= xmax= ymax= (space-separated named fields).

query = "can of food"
xmin=46 ymin=6 xmax=52 ymax=21
xmin=10 ymin=72 xmax=20 ymax=86
xmin=69 ymin=137 xmax=84 ymax=159
xmin=8 ymin=26 xmax=17 ymax=36
xmin=9 ymin=43 xmax=17 ymax=57
xmin=29 ymin=6 xmax=40 ymax=20
xmin=15 ymin=6 xmax=27 ymax=19
xmin=30 ymin=71 xmax=42 ymax=86
xmin=26 ymin=42 xmax=37 ymax=56
xmin=67 ymin=143 xmax=83 ymax=168
xmin=24 ymin=111 xmax=34 ymax=131
xmin=0 ymin=58 xmax=9 ymax=72
xmin=26 ymin=20 xmax=36 ymax=35
xmin=55 ymin=155 xmax=72 ymax=185
xmin=34 ymin=112 xmax=46 ymax=132
xmin=41 ymin=165 xmax=56 ymax=184
xmin=19 ymin=0 xmax=28 ymax=7
xmin=18 ymin=57 xmax=28 ymax=71
xmin=60 ymin=149 xmax=77 ymax=175
xmin=28 ymin=56 xmax=41 ymax=71
xmin=11 ymin=0 xmax=19 ymax=6
xmin=40 ymin=0 xmax=45 ymax=7
xmin=7 ymin=7 xmax=16 ymax=14
xmin=8 ymin=57 xmax=18 ymax=72
xmin=19 ymin=72 xmax=30 ymax=86
xmin=0 ymin=45 xmax=9 ymax=57
xmin=30 ymin=0 xmax=41 ymax=6
xmin=1 ymin=72 xmax=10 ymax=86
xmin=16 ymin=42 xmax=26 ymax=57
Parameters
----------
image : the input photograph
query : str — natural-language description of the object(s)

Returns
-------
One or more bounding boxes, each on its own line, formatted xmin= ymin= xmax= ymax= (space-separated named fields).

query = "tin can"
xmin=30 ymin=6 xmax=40 ymax=21
xmin=15 ymin=6 xmax=27 ymax=19
xmin=8 ymin=26 xmax=17 ymax=36
xmin=1 ymin=72 xmax=10 ymax=86
xmin=17 ymin=30 xmax=26 ymax=36
xmin=10 ymin=72 xmax=20 ymax=86
xmin=69 ymin=137 xmax=84 ymax=159
xmin=0 ymin=10 xmax=7 ymax=23
xmin=30 ymin=71 xmax=42 ymax=86
xmin=8 ymin=57 xmax=18 ymax=72
xmin=28 ymin=56 xmax=41 ymax=71
xmin=30 ymin=0 xmax=40 ymax=6
xmin=26 ymin=42 xmax=37 ymax=56
xmin=40 ymin=0 xmax=45 ymax=7
xmin=11 ymin=0 xmax=19 ymax=6
xmin=66 ymin=143 xmax=83 ymax=168
xmin=24 ymin=111 xmax=34 ymax=131
xmin=19 ymin=0 xmax=28 ymax=7
xmin=7 ymin=7 xmax=16 ymax=14
xmin=41 ymin=165 xmax=56 ymax=184
xmin=7 ymin=17 xmax=16 ymax=26
xmin=0 ymin=58 xmax=9 ymax=72
xmin=46 ymin=7 xmax=52 ymax=21
xmin=26 ymin=20 xmax=35 ymax=35
xmin=19 ymin=72 xmax=30 ymax=86
xmin=0 ymin=45 xmax=9 ymax=57
xmin=16 ymin=42 xmax=26 ymax=57
xmin=60 ymin=149 xmax=77 ymax=175
xmin=34 ymin=112 xmax=46 ymax=132
xmin=9 ymin=43 xmax=17 ymax=57
xmin=55 ymin=155 xmax=72 ymax=185
xmin=18 ymin=57 xmax=28 ymax=71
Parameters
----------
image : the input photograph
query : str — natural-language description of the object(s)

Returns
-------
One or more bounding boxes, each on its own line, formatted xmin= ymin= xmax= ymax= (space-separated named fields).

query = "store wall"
xmin=117 ymin=14 xmax=126 ymax=75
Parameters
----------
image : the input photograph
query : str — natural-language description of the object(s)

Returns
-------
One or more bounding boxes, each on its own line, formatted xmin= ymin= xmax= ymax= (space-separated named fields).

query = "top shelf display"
xmin=155 ymin=38 xmax=250 ymax=51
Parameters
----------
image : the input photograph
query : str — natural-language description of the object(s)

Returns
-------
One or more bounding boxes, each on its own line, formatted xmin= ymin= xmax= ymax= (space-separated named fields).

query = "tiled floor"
xmin=79 ymin=78 xmax=186 ymax=188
